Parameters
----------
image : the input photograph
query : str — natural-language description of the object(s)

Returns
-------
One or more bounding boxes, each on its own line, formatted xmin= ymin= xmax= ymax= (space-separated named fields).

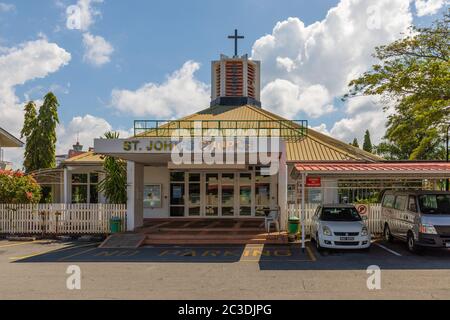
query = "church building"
xmin=94 ymin=30 xmax=381 ymax=232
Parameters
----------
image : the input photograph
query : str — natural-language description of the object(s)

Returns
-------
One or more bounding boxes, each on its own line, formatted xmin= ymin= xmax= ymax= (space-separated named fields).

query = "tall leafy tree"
xmin=98 ymin=132 xmax=127 ymax=204
xmin=363 ymin=130 xmax=373 ymax=153
xmin=21 ymin=102 xmax=39 ymax=173
xmin=36 ymin=92 xmax=60 ymax=169
xmin=346 ymin=11 xmax=449 ymax=160
xmin=350 ymin=138 xmax=359 ymax=148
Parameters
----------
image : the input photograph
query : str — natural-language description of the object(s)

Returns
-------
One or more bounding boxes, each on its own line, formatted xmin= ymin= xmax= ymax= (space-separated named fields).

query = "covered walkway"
xmin=292 ymin=162 xmax=450 ymax=250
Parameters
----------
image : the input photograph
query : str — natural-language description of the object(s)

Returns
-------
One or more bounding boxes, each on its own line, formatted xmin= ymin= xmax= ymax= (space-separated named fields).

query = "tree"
xmin=21 ymin=102 xmax=39 ymax=173
xmin=363 ymin=130 xmax=373 ymax=153
xmin=97 ymin=132 xmax=127 ymax=204
xmin=346 ymin=11 xmax=449 ymax=160
xmin=35 ymin=92 xmax=60 ymax=169
xmin=351 ymin=138 xmax=359 ymax=148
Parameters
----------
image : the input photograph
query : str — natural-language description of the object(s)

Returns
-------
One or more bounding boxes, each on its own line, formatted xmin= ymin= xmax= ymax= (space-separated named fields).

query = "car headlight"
xmin=361 ymin=226 xmax=369 ymax=236
xmin=419 ymin=224 xmax=437 ymax=235
xmin=322 ymin=226 xmax=332 ymax=236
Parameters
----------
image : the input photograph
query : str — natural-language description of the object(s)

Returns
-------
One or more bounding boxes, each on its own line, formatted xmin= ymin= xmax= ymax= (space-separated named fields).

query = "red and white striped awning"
xmin=293 ymin=162 xmax=450 ymax=178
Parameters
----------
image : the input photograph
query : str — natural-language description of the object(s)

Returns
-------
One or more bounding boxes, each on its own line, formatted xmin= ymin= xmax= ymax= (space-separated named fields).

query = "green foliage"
xmin=21 ymin=93 xmax=60 ymax=172
xmin=21 ymin=102 xmax=39 ymax=173
xmin=363 ymin=130 xmax=373 ymax=153
xmin=0 ymin=170 xmax=41 ymax=204
xmin=350 ymin=138 xmax=359 ymax=148
xmin=36 ymin=92 xmax=59 ymax=169
xmin=346 ymin=11 xmax=450 ymax=160
xmin=97 ymin=132 xmax=127 ymax=204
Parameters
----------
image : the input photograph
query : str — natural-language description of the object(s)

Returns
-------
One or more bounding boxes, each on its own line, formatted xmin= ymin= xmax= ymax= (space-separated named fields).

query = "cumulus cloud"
xmin=252 ymin=0 xmax=414 ymax=143
xmin=82 ymin=33 xmax=114 ymax=66
xmin=0 ymin=39 xmax=71 ymax=168
xmin=111 ymin=61 xmax=210 ymax=118
xmin=261 ymin=80 xmax=335 ymax=118
xmin=56 ymin=114 xmax=132 ymax=155
xmin=415 ymin=0 xmax=448 ymax=16
xmin=74 ymin=0 xmax=104 ymax=32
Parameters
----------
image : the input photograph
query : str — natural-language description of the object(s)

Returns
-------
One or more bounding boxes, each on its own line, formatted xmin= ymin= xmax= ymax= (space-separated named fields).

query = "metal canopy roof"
xmin=293 ymin=162 xmax=450 ymax=179
xmin=0 ymin=127 xmax=23 ymax=148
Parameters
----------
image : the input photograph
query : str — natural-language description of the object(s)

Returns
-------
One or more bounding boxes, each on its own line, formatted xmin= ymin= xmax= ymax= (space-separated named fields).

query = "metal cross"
xmin=228 ymin=29 xmax=244 ymax=57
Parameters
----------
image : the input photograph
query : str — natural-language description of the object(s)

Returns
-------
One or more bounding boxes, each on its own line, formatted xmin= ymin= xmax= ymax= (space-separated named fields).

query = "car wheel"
xmin=407 ymin=232 xmax=421 ymax=254
xmin=315 ymin=233 xmax=323 ymax=252
xmin=383 ymin=224 xmax=394 ymax=243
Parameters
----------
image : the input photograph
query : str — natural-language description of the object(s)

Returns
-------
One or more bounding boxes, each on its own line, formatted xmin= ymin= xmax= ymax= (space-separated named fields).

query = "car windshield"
xmin=418 ymin=194 xmax=450 ymax=215
xmin=320 ymin=207 xmax=362 ymax=222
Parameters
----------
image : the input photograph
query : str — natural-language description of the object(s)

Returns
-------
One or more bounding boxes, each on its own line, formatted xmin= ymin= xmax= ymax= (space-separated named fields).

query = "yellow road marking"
xmin=0 ymin=240 xmax=46 ymax=249
xmin=305 ymin=245 xmax=317 ymax=262
xmin=9 ymin=242 xmax=99 ymax=262
xmin=58 ymin=246 xmax=99 ymax=262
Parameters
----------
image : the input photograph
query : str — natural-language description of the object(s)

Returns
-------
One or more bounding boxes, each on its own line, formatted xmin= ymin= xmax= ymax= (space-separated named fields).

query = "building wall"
xmin=143 ymin=166 xmax=170 ymax=218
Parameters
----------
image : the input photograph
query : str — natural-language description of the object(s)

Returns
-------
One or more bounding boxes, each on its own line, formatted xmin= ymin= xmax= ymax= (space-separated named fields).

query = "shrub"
xmin=0 ymin=170 xmax=41 ymax=204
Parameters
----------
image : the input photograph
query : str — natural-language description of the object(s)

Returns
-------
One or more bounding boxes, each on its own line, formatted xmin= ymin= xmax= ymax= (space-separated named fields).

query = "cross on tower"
xmin=228 ymin=29 xmax=244 ymax=57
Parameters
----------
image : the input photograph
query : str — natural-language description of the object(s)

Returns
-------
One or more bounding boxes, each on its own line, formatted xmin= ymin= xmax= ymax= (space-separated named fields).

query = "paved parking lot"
xmin=0 ymin=239 xmax=449 ymax=299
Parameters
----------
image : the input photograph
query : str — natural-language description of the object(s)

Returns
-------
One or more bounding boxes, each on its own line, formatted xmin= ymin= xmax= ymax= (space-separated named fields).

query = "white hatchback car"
xmin=311 ymin=204 xmax=371 ymax=251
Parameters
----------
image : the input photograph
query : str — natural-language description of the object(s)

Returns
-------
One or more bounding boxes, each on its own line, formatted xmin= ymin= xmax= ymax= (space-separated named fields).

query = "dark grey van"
xmin=381 ymin=191 xmax=450 ymax=253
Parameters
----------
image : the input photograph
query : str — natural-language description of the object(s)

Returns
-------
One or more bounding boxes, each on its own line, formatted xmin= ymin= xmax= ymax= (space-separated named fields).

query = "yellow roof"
xmin=152 ymin=105 xmax=381 ymax=162
xmin=63 ymin=152 xmax=104 ymax=164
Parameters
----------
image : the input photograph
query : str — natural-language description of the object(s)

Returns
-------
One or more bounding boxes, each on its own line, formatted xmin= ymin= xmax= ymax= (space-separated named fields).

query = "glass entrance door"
xmin=188 ymin=173 xmax=201 ymax=216
xmin=205 ymin=174 xmax=219 ymax=216
xmin=221 ymin=173 xmax=235 ymax=216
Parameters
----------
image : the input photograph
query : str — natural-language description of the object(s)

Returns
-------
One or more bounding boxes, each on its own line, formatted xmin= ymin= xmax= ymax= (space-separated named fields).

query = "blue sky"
xmin=0 ymin=0 xmax=448 ymax=167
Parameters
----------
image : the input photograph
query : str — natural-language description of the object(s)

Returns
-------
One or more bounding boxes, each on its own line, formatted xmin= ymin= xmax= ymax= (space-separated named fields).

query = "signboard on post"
xmin=305 ymin=177 xmax=321 ymax=187
xmin=356 ymin=204 xmax=369 ymax=215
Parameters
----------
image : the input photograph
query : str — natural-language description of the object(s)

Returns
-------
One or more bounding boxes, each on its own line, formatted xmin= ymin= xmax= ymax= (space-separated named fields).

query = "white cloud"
xmin=0 ymin=39 xmax=71 ymax=168
xmin=252 ymin=0 xmax=413 ymax=122
xmin=74 ymin=0 xmax=103 ymax=32
xmin=82 ymin=32 xmax=113 ymax=66
xmin=111 ymin=61 xmax=210 ymax=118
xmin=415 ymin=0 xmax=448 ymax=16
xmin=261 ymin=80 xmax=335 ymax=118
xmin=0 ymin=2 xmax=15 ymax=12
xmin=56 ymin=114 xmax=132 ymax=155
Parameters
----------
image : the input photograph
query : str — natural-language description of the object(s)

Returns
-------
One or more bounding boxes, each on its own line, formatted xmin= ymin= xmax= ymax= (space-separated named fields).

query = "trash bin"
xmin=110 ymin=217 xmax=122 ymax=234
xmin=288 ymin=217 xmax=300 ymax=235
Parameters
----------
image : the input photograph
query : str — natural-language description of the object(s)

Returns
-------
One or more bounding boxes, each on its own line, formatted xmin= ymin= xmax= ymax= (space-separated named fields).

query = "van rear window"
xmin=383 ymin=195 xmax=395 ymax=208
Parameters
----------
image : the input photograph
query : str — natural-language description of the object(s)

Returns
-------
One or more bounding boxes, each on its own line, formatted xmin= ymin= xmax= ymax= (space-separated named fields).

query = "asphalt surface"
xmin=0 ymin=239 xmax=449 ymax=299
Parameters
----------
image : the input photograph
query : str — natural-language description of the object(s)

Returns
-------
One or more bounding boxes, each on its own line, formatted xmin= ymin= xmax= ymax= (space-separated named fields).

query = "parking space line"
xmin=305 ymin=245 xmax=317 ymax=262
xmin=9 ymin=242 xmax=99 ymax=262
xmin=375 ymin=243 xmax=402 ymax=256
xmin=57 ymin=246 xmax=99 ymax=262
xmin=0 ymin=240 xmax=45 ymax=249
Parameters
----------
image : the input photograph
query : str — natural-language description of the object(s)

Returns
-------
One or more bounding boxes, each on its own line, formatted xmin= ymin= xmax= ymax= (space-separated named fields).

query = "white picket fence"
xmin=0 ymin=204 xmax=127 ymax=235
xmin=287 ymin=203 xmax=382 ymax=236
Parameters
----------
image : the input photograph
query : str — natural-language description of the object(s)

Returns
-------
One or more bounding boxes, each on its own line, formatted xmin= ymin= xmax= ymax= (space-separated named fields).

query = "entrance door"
xmin=221 ymin=173 xmax=235 ymax=217
xmin=205 ymin=173 xmax=219 ymax=216
xmin=170 ymin=172 xmax=185 ymax=217
xmin=188 ymin=173 xmax=201 ymax=216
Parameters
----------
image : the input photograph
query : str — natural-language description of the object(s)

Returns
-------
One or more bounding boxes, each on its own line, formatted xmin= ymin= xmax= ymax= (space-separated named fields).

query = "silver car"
xmin=311 ymin=204 xmax=371 ymax=251
xmin=381 ymin=191 xmax=450 ymax=253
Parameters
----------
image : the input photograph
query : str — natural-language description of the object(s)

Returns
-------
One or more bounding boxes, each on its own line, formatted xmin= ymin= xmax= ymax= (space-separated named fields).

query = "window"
xmin=394 ymin=195 xmax=407 ymax=210
xmin=408 ymin=196 xmax=417 ymax=212
xmin=144 ymin=184 xmax=162 ymax=208
xmin=71 ymin=173 xmax=99 ymax=204
xmin=382 ymin=195 xmax=395 ymax=208
xmin=418 ymin=194 xmax=450 ymax=215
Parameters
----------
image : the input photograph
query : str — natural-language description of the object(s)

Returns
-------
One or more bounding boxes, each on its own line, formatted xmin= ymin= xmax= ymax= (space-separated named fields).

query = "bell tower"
xmin=210 ymin=30 xmax=261 ymax=108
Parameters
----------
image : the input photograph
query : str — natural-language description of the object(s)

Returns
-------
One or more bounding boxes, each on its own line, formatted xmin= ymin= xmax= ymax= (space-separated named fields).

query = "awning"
xmin=0 ymin=127 xmax=23 ymax=148
xmin=293 ymin=162 xmax=450 ymax=179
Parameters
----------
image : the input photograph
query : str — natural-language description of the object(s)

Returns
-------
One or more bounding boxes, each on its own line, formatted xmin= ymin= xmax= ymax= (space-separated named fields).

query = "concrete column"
xmin=278 ymin=141 xmax=288 ymax=231
xmin=127 ymin=161 xmax=144 ymax=231
xmin=63 ymin=168 xmax=69 ymax=204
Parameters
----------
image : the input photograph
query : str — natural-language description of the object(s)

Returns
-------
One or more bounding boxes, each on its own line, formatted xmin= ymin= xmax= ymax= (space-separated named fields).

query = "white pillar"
xmin=127 ymin=161 xmax=144 ymax=231
xmin=301 ymin=173 xmax=307 ymax=251
xmin=63 ymin=168 xmax=69 ymax=204
xmin=278 ymin=141 xmax=288 ymax=231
